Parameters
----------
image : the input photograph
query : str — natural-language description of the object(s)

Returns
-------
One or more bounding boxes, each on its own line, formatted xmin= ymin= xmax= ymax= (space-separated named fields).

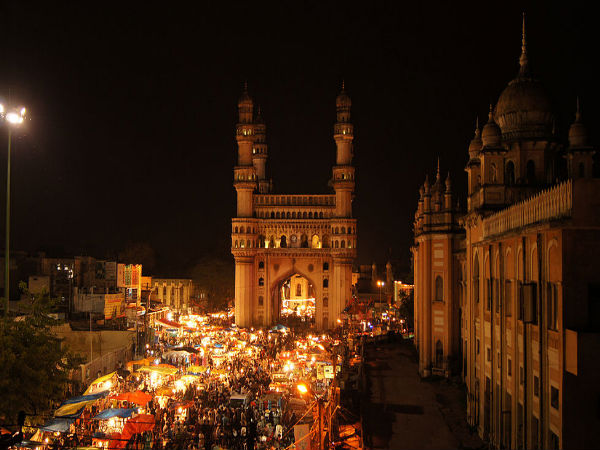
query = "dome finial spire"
xmin=488 ymin=103 xmax=494 ymax=120
xmin=576 ymin=96 xmax=581 ymax=122
xmin=436 ymin=157 xmax=441 ymax=179
xmin=341 ymin=79 xmax=345 ymax=91
xmin=519 ymin=12 xmax=529 ymax=75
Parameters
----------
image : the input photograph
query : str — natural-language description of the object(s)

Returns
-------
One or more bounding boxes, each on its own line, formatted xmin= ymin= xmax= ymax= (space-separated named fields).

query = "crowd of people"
xmin=40 ymin=317 xmax=337 ymax=450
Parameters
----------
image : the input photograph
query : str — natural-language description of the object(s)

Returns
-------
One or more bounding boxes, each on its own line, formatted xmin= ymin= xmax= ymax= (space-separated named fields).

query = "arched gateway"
xmin=231 ymin=84 xmax=357 ymax=329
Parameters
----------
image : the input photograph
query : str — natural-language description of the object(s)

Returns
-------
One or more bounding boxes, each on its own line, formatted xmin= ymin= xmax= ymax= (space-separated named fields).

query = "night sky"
xmin=0 ymin=1 xmax=597 ymax=276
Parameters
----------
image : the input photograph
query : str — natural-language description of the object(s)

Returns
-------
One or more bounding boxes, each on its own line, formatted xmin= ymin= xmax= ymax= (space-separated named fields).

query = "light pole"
xmin=297 ymin=383 xmax=325 ymax=450
xmin=377 ymin=280 xmax=385 ymax=304
xmin=0 ymin=104 xmax=26 ymax=317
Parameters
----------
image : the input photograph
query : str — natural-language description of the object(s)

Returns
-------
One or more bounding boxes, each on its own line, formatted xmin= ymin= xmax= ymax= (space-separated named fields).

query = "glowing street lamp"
xmin=377 ymin=280 xmax=385 ymax=304
xmin=0 ymin=103 xmax=27 ymax=316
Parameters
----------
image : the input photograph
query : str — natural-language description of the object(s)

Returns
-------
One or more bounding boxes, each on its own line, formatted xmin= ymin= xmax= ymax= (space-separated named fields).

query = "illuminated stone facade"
xmin=232 ymin=84 xmax=357 ymax=329
xmin=413 ymin=19 xmax=600 ymax=449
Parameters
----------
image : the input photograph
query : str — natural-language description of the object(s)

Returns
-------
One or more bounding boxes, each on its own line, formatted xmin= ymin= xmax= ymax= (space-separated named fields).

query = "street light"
xmin=297 ymin=382 xmax=325 ymax=450
xmin=377 ymin=280 xmax=385 ymax=304
xmin=0 ymin=103 xmax=27 ymax=316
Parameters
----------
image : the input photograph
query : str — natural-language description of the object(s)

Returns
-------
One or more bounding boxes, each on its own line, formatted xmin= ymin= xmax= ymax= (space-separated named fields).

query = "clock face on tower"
xmin=291 ymin=234 xmax=297 ymax=243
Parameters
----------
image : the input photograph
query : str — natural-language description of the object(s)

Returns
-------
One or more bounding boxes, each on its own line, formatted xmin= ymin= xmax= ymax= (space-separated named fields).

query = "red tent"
xmin=111 ymin=391 xmax=153 ymax=406
xmin=108 ymin=414 xmax=155 ymax=450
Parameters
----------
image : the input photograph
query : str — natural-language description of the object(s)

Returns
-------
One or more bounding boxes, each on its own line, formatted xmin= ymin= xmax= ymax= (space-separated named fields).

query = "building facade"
xmin=152 ymin=278 xmax=194 ymax=311
xmin=231 ymin=84 xmax=357 ymax=329
xmin=412 ymin=20 xmax=600 ymax=449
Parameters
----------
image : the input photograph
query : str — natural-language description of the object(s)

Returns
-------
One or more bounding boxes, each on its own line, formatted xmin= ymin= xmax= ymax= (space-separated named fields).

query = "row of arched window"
xmin=258 ymin=277 xmax=329 ymax=288
xmin=256 ymin=196 xmax=334 ymax=206
xmin=233 ymin=226 xmax=257 ymax=234
xmin=331 ymin=226 xmax=355 ymax=234
xmin=332 ymin=239 xmax=355 ymax=249
xmin=256 ymin=210 xmax=327 ymax=219
xmin=483 ymin=160 xmax=536 ymax=186
xmin=235 ymin=173 xmax=256 ymax=181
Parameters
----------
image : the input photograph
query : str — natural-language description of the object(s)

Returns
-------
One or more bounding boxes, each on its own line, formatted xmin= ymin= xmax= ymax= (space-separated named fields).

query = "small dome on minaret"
xmin=482 ymin=105 xmax=502 ymax=147
xmin=568 ymin=97 xmax=589 ymax=147
xmin=445 ymin=172 xmax=452 ymax=192
xmin=468 ymin=117 xmax=483 ymax=157
xmin=238 ymin=81 xmax=253 ymax=106
xmin=336 ymin=80 xmax=352 ymax=108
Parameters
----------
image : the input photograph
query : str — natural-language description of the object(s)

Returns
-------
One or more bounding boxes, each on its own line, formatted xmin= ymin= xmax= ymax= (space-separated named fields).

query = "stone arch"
xmin=308 ymin=212 xmax=313 ymax=219
xmin=240 ymin=226 xmax=245 ymax=233
xmin=303 ymin=212 xmax=307 ymax=219
xmin=269 ymin=269 xmax=319 ymax=324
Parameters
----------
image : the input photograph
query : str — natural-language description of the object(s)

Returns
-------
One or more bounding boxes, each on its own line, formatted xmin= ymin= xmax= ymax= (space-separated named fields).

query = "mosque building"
xmin=412 ymin=17 xmax=600 ymax=450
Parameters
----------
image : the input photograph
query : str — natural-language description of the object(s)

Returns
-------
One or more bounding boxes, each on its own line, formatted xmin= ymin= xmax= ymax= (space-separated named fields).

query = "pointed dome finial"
xmin=341 ymin=79 xmax=345 ymax=91
xmin=475 ymin=116 xmax=481 ymax=138
xmin=488 ymin=103 xmax=494 ymax=120
xmin=436 ymin=157 xmax=441 ymax=181
xmin=575 ymin=96 xmax=581 ymax=122
xmin=519 ymin=12 xmax=529 ymax=75
xmin=244 ymin=80 xmax=248 ymax=92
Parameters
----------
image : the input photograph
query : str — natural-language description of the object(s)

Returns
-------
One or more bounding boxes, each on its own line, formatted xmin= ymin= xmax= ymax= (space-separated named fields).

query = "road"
xmin=361 ymin=338 xmax=484 ymax=450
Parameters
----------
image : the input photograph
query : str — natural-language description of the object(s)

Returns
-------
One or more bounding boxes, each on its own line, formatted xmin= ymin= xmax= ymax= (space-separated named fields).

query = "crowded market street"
xmin=14 ymin=310 xmax=381 ymax=450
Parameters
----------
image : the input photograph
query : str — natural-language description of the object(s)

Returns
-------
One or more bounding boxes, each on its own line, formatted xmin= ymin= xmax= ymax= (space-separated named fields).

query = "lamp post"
xmin=0 ymin=104 xmax=26 ymax=317
xmin=377 ymin=280 xmax=385 ymax=304
xmin=297 ymin=383 xmax=324 ymax=450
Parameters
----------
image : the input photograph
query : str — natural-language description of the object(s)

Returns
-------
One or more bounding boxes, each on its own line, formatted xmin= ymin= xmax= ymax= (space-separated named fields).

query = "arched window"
xmin=296 ymin=284 xmax=302 ymax=297
xmin=341 ymin=240 xmax=345 ymax=248
xmin=435 ymin=340 xmax=443 ymax=368
xmin=322 ymin=235 xmax=329 ymax=248
xmin=269 ymin=236 xmax=275 ymax=248
xmin=323 ymin=262 xmax=329 ymax=271
xmin=276 ymin=212 xmax=280 ymax=219
xmin=271 ymin=212 xmax=275 ymax=219
xmin=334 ymin=240 xmax=339 ymax=248
xmin=323 ymin=297 xmax=328 ymax=308
xmin=292 ymin=212 xmax=296 ymax=219
xmin=240 ymin=240 xmax=245 ymax=248
xmin=280 ymin=235 xmax=287 ymax=248
xmin=258 ymin=296 xmax=264 ymax=306
xmin=526 ymin=160 xmax=536 ymax=184
xmin=234 ymin=240 xmax=238 ymax=248
xmin=322 ymin=316 xmax=328 ymax=329
xmin=258 ymin=261 xmax=264 ymax=269
xmin=235 ymin=226 xmax=238 ymax=233
xmin=286 ymin=212 xmax=291 ymax=219
xmin=301 ymin=234 xmax=308 ymax=248
xmin=435 ymin=276 xmax=443 ymax=301
xmin=258 ymin=277 xmax=264 ymax=287
xmin=506 ymin=161 xmax=515 ymax=186
xmin=308 ymin=212 xmax=313 ymax=219
xmin=347 ymin=240 xmax=352 ymax=249
xmin=579 ymin=162 xmax=585 ymax=178
xmin=335 ymin=227 xmax=339 ymax=234
xmin=311 ymin=235 xmax=320 ymax=248
xmin=240 ymin=226 xmax=244 ymax=233
xmin=341 ymin=227 xmax=346 ymax=234
xmin=323 ymin=278 xmax=329 ymax=288
xmin=303 ymin=212 xmax=307 ymax=219
xmin=473 ymin=254 xmax=480 ymax=303
xmin=247 ymin=240 xmax=251 ymax=248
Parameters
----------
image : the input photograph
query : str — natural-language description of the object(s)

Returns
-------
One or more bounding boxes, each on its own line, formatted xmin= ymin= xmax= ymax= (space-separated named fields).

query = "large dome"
xmin=494 ymin=18 xmax=554 ymax=142
xmin=494 ymin=75 xmax=554 ymax=141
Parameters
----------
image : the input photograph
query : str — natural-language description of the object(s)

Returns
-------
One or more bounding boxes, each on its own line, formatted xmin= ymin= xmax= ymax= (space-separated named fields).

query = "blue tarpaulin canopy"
xmin=63 ymin=392 xmax=107 ymax=405
xmin=270 ymin=324 xmax=289 ymax=332
xmin=93 ymin=408 xmax=136 ymax=420
xmin=39 ymin=418 xmax=74 ymax=433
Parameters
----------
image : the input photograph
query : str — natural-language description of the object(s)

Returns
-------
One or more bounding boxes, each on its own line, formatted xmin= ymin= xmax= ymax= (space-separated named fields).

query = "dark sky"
xmin=0 ymin=1 xmax=597 ymax=276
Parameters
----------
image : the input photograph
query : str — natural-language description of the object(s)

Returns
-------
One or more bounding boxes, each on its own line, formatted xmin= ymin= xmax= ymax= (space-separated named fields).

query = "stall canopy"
xmin=108 ymin=415 xmax=155 ymax=450
xmin=93 ymin=408 xmax=137 ymax=420
xmin=111 ymin=391 xmax=152 ymax=406
xmin=156 ymin=318 xmax=182 ymax=328
xmin=186 ymin=365 xmax=207 ymax=374
xmin=137 ymin=366 xmax=178 ymax=376
xmin=39 ymin=418 xmax=74 ymax=433
xmin=63 ymin=392 xmax=107 ymax=405
xmin=84 ymin=371 xmax=117 ymax=395
xmin=55 ymin=400 xmax=97 ymax=418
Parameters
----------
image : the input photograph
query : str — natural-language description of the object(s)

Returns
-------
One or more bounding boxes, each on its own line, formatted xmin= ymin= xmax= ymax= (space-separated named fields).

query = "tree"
xmin=118 ymin=242 xmax=157 ymax=273
xmin=188 ymin=255 xmax=234 ymax=311
xmin=0 ymin=291 xmax=83 ymax=425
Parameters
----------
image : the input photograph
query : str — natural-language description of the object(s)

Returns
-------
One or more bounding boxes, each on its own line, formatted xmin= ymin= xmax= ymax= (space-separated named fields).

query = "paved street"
xmin=362 ymin=339 xmax=484 ymax=450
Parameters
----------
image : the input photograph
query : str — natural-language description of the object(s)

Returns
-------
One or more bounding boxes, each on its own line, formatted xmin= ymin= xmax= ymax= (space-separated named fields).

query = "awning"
xmin=156 ymin=318 xmax=182 ymax=328
xmin=93 ymin=409 xmax=136 ymax=420
xmin=186 ymin=365 xmax=207 ymax=374
xmin=137 ymin=366 xmax=178 ymax=376
xmin=111 ymin=391 xmax=152 ymax=406
xmin=84 ymin=371 xmax=117 ymax=395
xmin=63 ymin=392 xmax=107 ymax=405
xmin=55 ymin=400 xmax=97 ymax=418
xmin=39 ymin=418 xmax=74 ymax=433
